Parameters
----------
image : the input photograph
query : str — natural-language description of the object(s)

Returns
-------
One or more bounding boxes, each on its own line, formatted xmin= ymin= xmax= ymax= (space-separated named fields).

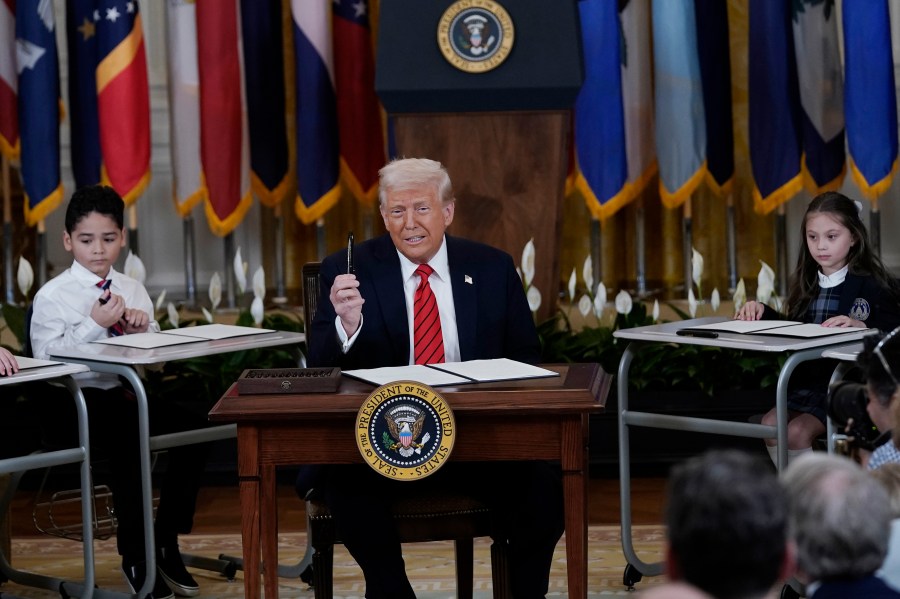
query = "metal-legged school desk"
xmin=48 ymin=330 xmax=305 ymax=598
xmin=0 ymin=361 xmax=98 ymax=599
xmin=613 ymin=317 xmax=873 ymax=587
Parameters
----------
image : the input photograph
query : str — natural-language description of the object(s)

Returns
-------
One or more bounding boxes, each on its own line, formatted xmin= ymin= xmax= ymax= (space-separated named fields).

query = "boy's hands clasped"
xmin=91 ymin=292 xmax=150 ymax=334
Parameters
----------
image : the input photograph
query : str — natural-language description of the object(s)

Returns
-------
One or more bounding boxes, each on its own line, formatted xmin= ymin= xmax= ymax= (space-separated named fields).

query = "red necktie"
xmin=96 ymin=279 xmax=125 ymax=336
xmin=413 ymin=264 xmax=445 ymax=365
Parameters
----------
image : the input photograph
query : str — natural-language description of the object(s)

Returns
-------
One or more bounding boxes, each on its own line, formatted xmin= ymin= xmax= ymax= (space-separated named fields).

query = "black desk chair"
xmin=300 ymin=261 xmax=511 ymax=599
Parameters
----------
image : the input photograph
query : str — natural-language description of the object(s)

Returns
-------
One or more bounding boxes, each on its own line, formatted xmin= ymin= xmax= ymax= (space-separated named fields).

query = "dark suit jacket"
xmin=308 ymin=234 xmax=541 ymax=369
xmin=811 ymin=574 xmax=900 ymax=598
xmin=761 ymin=272 xmax=900 ymax=332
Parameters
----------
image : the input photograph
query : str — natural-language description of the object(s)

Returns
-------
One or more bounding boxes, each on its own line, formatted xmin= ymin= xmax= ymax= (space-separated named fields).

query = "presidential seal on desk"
xmin=356 ymin=381 xmax=455 ymax=480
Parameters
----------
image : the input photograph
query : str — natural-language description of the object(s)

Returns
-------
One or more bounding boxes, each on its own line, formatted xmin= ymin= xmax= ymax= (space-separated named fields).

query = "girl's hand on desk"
xmin=0 ymin=347 xmax=19 ymax=376
xmin=821 ymin=315 xmax=865 ymax=328
xmin=122 ymin=308 xmax=150 ymax=334
xmin=735 ymin=301 xmax=765 ymax=321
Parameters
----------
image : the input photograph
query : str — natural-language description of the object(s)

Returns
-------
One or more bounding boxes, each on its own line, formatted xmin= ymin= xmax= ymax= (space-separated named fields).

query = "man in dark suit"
xmin=308 ymin=158 xmax=563 ymax=599
xmin=784 ymin=453 xmax=900 ymax=599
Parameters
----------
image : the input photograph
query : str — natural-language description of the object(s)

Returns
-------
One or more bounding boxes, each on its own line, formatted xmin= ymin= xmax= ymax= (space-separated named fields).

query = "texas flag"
xmin=0 ymin=0 xmax=17 ymax=159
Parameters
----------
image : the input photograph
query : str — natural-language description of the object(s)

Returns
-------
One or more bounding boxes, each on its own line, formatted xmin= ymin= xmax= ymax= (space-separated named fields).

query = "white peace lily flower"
xmin=201 ymin=307 xmax=214 ymax=324
xmin=250 ymin=296 xmax=265 ymax=326
xmin=124 ymin=251 xmax=146 ymax=284
xmin=167 ymin=302 xmax=180 ymax=328
xmin=233 ymin=247 xmax=248 ymax=294
xmin=652 ymin=299 xmax=660 ymax=322
xmin=757 ymin=261 xmax=776 ymax=304
xmin=711 ymin=288 xmax=720 ymax=312
xmin=593 ymin=282 xmax=607 ymax=319
xmin=615 ymin=290 xmax=633 ymax=315
xmin=688 ymin=288 xmax=698 ymax=318
xmin=578 ymin=294 xmax=592 ymax=317
xmin=691 ymin=248 xmax=704 ymax=289
xmin=521 ymin=239 xmax=535 ymax=287
xmin=16 ymin=256 xmax=33 ymax=297
xmin=526 ymin=285 xmax=542 ymax=313
xmin=733 ymin=278 xmax=747 ymax=311
xmin=568 ymin=268 xmax=577 ymax=302
xmin=582 ymin=255 xmax=593 ymax=294
xmin=252 ymin=266 xmax=266 ymax=300
xmin=209 ymin=272 xmax=222 ymax=311
xmin=155 ymin=289 xmax=167 ymax=311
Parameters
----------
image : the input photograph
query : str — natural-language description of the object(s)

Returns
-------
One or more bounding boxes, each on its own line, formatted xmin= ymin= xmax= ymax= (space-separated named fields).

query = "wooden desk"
xmin=209 ymin=362 xmax=609 ymax=599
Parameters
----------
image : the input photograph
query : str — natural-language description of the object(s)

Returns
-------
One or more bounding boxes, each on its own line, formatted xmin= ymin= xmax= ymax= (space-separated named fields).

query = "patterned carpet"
xmin=0 ymin=526 xmax=666 ymax=598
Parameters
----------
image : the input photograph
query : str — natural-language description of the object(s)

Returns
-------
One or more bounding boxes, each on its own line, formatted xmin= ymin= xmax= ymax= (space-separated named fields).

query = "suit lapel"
xmin=448 ymin=237 xmax=477 ymax=360
xmin=370 ymin=236 xmax=410 ymax=361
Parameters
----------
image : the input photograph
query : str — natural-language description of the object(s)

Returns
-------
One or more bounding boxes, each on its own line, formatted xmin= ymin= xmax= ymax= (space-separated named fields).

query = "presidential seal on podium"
xmin=355 ymin=381 xmax=456 ymax=480
xmin=437 ymin=0 xmax=514 ymax=73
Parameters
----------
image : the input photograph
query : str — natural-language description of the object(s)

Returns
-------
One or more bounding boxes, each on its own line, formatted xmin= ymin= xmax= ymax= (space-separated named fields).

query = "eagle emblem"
xmin=384 ymin=405 xmax=432 ymax=458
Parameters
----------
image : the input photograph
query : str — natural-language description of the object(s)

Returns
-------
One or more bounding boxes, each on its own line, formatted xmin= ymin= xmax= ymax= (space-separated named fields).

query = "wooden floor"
xmin=10 ymin=476 xmax=667 ymax=538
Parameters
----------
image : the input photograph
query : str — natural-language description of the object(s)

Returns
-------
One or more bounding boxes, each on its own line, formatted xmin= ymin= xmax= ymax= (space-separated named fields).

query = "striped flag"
xmin=291 ymin=0 xmax=340 ymax=224
xmin=843 ymin=0 xmax=898 ymax=201
xmin=241 ymin=0 xmax=290 ymax=208
xmin=165 ymin=0 xmax=204 ymax=217
xmin=693 ymin=0 xmax=734 ymax=197
xmin=791 ymin=0 xmax=845 ymax=194
xmin=332 ymin=0 xmax=384 ymax=206
xmin=620 ymin=0 xmax=656 ymax=200
xmin=16 ymin=0 xmax=63 ymax=225
xmin=572 ymin=0 xmax=629 ymax=221
xmin=651 ymin=0 xmax=706 ymax=209
xmin=196 ymin=0 xmax=251 ymax=236
xmin=0 ymin=0 xmax=17 ymax=159
xmin=748 ymin=0 xmax=803 ymax=214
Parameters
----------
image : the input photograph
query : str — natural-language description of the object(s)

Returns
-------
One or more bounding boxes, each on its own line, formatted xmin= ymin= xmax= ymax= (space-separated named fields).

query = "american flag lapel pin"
xmin=464 ymin=275 xmax=473 ymax=285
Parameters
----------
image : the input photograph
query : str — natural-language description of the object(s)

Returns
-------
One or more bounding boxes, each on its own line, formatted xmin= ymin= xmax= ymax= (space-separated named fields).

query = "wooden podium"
xmin=375 ymin=1 xmax=583 ymax=320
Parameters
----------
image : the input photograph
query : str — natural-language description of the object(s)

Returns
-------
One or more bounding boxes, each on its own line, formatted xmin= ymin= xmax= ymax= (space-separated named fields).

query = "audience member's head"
xmin=664 ymin=449 xmax=791 ymax=599
xmin=783 ymin=453 xmax=892 ymax=582
xmin=639 ymin=581 xmax=714 ymax=599
xmin=856 ymin=327 xmax=900 ymax=435
xmin=871 ymin=462 xmax=900 ymax=518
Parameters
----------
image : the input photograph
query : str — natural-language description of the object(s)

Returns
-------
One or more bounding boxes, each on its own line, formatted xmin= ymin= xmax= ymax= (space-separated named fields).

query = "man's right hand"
xmin=329 ymin=274 xmax=365 ymax=337
xmin=90 ymin=293 xmax=126 ymax=328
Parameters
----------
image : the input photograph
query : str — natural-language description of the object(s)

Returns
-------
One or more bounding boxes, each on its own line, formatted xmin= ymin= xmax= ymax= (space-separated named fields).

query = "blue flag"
xmin=843 ymin=0 xmax=898 ymax=202
xmin=573 ymin=0 xmax=628 ymax=221
xmin=16 ymin=0 xmax=63 ymax=225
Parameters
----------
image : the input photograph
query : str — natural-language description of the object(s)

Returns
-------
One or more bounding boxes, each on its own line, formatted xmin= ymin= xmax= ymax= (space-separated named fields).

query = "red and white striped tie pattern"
xmin=413 ymin=264 xmax=445 ymax=365
xmin=96 ymin=279 xmax=125 ymax=336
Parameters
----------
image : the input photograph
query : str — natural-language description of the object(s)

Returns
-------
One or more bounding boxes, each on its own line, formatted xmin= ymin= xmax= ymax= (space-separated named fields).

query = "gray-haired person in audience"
xmin=642 ymin=449 xmax=794 ymax=599
xmin=871 ymin=463 xmax=900 ymax=592
xmin=783 ymin=453 xmax=900 ymax=598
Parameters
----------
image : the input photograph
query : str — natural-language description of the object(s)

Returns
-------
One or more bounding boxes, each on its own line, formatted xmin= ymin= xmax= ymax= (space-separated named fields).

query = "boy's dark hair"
xmin=665 ymin=449 xmax=788 ymax=599
xmin=786 ymin=191 xmax=900 ymax=319
xmin=65 ymin=185 xmax=125 ymax=233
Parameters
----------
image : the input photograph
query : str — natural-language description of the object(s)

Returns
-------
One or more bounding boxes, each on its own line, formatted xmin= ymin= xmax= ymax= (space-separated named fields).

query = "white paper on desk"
xmin=91 ymin=332 xmax=205 ymax=349
xmin=159 ymin=323 xmax=275 ymax=340
xmin=685 ymin=320 xmax=804 ymax=334
xmin=342 ymin=365 xmax=472 ymax=387
xmin=430 ymin=359 xmax=559 ymax=383
xmin=758 ymin=323 xmax=869 ymax=338
xmin=13 ymin=356 xmax=62 ymax=370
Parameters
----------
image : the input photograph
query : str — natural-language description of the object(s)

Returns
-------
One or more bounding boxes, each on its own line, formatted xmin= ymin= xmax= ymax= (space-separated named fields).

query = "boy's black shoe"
xmin=122 ymin=559 xmax=175 ymax=599
xmin=157 ymin=543 xmax=200 ymax=597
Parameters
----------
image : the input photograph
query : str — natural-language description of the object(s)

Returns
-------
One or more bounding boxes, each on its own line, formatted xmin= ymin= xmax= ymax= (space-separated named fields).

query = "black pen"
xmin=98 ymin=279 xmax=112 ymax=304
xmin=347 ymin=231 xmax=355 ymax=274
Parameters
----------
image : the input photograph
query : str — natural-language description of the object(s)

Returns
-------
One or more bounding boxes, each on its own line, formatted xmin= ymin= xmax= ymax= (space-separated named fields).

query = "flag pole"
xmin=775 ymin=203 xmax=788 ymax=297
xmin=590 ymin=215 xmax=602 ymax=292
xmin=224 ymin=233 xmax=236 ymax=308
xmin=870 ymin=203 xmax=881 ymax=254
xmin=725 ymin=191 xmax=738 ymax=291
xmin=36 ymin=219 xmax=47 ymax=288
xmin=127 ymin=204 xmax=139 ymax=256
xmin=316 ymin=218 xmax=327 ymax=261
xmin=682 ymin=197 xmax=693 ymax=297
xmin=183 ymin=214 xmax=197 ymax=306
xmin=2 ymin=155 xmax=13 ymax=303
xmin=634 ymin=193 xmax=647 ymax=297
xmin=273 ymin=203 xmax=287 ymax=302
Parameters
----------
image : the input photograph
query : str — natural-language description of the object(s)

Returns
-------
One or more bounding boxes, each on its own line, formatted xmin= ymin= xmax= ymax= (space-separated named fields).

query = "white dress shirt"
xmin=31 ymin=260 xmax=159 ymax=389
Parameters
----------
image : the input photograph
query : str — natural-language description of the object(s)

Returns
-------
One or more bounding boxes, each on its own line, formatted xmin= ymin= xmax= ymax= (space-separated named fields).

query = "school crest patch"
xmin=850 ymin=298 xmax=871 ymax=321
xmin=355 ymin=381 xmax=455 ymax=481
xmin=437 ymin=0 xmax=514 ymax=73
